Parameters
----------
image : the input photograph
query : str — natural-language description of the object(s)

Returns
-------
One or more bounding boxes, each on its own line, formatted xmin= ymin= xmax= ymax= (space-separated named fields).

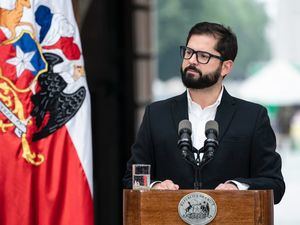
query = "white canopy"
xmin=239 ymin=60 xmax=300 ymax=106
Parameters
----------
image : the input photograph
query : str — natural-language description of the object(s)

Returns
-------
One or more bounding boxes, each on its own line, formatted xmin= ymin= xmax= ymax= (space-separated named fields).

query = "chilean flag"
xmin=0 ymin=1 xmax=94 ymax=225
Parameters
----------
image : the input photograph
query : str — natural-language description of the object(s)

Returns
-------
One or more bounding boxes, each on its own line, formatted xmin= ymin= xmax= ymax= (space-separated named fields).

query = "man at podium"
xmin=123 ymin=22 xmax=285 ymax=204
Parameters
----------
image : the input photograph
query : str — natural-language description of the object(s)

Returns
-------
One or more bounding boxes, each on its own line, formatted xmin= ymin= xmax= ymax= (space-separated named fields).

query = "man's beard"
xmin=181 ymin=64 xmax=222 ymax=89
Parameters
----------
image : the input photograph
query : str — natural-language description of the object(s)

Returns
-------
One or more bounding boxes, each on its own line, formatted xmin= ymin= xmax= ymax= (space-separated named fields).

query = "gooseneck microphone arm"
xmin=195 ymin=120 xmax=219 ymax=189
xmin=177 ymin=120 xmax=219 ymax=190
xmin=177 ymin=120 xmax=196 ymax=165
xmin=177 ymin=120 xmax=202 ymax=189
xmin=203 ymin=120 xmax=219 ymax=162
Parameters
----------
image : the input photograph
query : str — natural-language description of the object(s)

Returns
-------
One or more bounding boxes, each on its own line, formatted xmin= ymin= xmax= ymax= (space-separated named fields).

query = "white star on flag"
xmin=6 ymin=46 xmax=36 ymax=78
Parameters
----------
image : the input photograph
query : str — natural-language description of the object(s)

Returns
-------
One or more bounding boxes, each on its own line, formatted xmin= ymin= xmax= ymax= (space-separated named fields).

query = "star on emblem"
xmin=6 ymin=46 xmax=36 ymax=78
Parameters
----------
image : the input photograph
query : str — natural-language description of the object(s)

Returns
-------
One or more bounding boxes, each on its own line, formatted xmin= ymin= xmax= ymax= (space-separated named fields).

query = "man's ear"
xmin=221 ymin=60 xmax=234 ymax=78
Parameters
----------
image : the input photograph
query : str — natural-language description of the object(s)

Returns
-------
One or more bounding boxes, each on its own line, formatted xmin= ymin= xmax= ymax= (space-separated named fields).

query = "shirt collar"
xmin=187 ymin=86 xmax=224 ymax=110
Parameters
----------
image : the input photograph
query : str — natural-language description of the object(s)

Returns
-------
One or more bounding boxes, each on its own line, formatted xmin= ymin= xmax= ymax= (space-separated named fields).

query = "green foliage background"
xmin=157 ymin=0 xmax=270 ymax=80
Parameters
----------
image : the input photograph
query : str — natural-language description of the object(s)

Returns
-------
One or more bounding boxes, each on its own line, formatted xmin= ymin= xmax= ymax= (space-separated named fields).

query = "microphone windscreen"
xmin=178 ymin=119 xmax=192 ymax=135
xmin=205 ymin=120 xmax=219 ymax=136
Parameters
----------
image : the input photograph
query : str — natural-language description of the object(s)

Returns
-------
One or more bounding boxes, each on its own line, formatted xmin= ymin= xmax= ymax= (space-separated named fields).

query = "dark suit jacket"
xmin=123 ymin=88 xmax=285 ymax=204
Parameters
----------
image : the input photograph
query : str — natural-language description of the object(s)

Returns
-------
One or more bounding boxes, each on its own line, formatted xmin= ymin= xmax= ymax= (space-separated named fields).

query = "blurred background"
xmin=75 ymin=0 xmax=300 ymax=224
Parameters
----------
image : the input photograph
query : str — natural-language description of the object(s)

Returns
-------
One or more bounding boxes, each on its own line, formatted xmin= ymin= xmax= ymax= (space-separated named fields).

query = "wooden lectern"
xmin=123 ymin=189 xmax=274 ymax=225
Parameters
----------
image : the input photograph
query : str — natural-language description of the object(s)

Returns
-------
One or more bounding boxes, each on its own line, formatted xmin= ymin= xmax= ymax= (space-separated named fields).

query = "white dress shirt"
xmin=187 ymin=87 xmax=249 ymax=190
xmin=187 ymin=87 xmax=223 ymax=152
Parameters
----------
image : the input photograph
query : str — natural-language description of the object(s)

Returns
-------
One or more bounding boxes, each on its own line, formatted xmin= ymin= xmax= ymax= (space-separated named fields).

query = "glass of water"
xmin=132 ymin=164 xmax=151 ymax=190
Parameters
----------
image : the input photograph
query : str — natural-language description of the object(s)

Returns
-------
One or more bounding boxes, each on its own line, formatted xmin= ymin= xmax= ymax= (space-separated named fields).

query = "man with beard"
xmin=123 ymin=22 xmax=285 ymax=204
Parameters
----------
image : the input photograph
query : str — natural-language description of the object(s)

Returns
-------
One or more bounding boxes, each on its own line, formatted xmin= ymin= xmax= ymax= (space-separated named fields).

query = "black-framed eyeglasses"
xmin=180 ymin=46 xmax=224 ymax=64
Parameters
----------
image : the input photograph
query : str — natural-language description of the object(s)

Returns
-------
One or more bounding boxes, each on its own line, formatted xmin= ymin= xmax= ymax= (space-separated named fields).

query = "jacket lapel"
xmin=171 ymin=91 xmax=195 ymax=174
xmin=171 ymin=89 xmax=237 ymax=142
xmin=171 ymin=91 xmax=189 ymax=135
xmin=215 ymin=88 xmax=237 ymax=142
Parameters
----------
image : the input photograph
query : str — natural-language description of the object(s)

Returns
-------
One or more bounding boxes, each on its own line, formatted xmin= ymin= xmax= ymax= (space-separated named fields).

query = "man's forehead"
xmin=187 ymin=34 xmax=218 ymax=51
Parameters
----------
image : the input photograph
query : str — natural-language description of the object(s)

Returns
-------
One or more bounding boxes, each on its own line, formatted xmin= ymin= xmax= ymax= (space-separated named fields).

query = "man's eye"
xmin=198 ymin=53 xmax=209 ymax=59
xmin=185 ymin=50 xmax=193 ymax=55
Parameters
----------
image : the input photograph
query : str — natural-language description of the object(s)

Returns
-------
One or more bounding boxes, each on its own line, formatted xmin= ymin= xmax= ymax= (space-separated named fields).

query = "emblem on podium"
xmin=178 ymin=192 xmax=217 ymax=225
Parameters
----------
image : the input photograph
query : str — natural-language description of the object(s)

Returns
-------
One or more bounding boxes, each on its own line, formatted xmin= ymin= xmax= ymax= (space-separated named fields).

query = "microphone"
xmin=177 ymin=120 xmax=192 ymax=159
xmin=203 ymin=120 xmax=219 ymax=160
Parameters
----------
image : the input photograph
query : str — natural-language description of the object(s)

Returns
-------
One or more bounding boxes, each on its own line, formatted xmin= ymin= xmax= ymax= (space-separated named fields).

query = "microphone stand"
xmin=182 ymin=146 xmax=214 ymax=189
xmin=193 ymin=147 xmax=213 ymax=189
xmin=194 ymin=147 xmax=202 ymax=189
xmin=180 ymin=139 xmax=217 ymax=189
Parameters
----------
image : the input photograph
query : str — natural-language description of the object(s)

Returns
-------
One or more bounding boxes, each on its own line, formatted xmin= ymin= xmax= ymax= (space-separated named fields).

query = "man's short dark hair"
xmin=186 ymin=22 xmax=238 ymax=61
